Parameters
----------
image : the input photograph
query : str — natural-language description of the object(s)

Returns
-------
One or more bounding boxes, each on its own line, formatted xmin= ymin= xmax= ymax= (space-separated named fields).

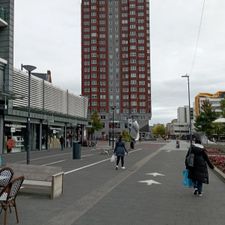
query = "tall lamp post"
xmin=111 ymin=106 xmax=116 ymax=150
xmin=181 ymin=74 xmax=192 ymax=148
xmin=21 ymin=64 xmax=37 ymax=164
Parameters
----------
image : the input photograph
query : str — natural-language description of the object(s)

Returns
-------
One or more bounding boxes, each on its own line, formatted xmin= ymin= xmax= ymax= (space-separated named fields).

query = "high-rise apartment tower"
xmin=81 ymin=0 xmax=151 ymax=138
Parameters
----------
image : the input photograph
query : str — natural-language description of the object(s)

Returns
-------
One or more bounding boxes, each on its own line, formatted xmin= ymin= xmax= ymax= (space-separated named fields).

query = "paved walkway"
xmin=1 ymin=140 xmax=225 ymax=225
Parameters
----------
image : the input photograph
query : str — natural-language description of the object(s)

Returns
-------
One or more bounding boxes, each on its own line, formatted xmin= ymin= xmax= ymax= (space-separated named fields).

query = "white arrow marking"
xmin=138 ymin=180 xmax=161 ymax=186
xmin=146 ymin=172 xmax=165 ymax=177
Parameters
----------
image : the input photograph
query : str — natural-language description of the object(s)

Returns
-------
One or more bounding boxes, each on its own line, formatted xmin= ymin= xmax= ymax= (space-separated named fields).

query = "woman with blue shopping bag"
xmin=185 ymin=138 xmax=214 ymax=197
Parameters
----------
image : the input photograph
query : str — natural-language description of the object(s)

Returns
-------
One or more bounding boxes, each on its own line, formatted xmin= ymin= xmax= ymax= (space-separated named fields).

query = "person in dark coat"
xmin=114 ymin=135 xmax=128 ymax=170
xmin=59 ymin=136 xmax=65 ymax=151
xmin=186 ymin=138 xmax=214 ymax=196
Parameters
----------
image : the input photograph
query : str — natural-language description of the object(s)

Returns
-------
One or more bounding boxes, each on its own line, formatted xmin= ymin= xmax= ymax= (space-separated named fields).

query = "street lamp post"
xmin=181 ymin=74 xmax=192 ymax=148
xmin=21 ymin=64 xmax=37 ymax=164
xmin=111 ymin=106 xmax=116 ymax=150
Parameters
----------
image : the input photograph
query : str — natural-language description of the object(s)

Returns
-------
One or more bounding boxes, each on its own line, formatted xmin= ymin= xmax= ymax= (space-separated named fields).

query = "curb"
xmin=213 ymin=166 xmax=225 ymax=183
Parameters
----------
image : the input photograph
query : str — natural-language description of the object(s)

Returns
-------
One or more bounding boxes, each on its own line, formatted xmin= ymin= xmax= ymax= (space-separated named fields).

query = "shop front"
xmin=4 ymin=123 xmax=26 ymax=153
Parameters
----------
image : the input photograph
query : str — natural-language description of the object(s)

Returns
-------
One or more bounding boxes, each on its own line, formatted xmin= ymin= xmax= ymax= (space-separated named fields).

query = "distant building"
xmin=167 ymin=106 xmax=193 ymax=138
xmin=177 ymin=105 xmax=193 ymax=124
xmin=195 ymin=91 xmax=225 ymax=116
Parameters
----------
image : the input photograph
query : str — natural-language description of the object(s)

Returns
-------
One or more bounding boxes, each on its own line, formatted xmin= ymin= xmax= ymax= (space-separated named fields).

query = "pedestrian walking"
xmin=114 ymin=135 xmax=128 ymax=170
xmin=185 ymin=138 xmax=214 ymax=197
xmin=130 ymin=138 xmax=135 ymax=149
xmin=59 ymin=136 xmax=65 ymax=151
xmin=176 ymin=138 xmax=180 ymax=148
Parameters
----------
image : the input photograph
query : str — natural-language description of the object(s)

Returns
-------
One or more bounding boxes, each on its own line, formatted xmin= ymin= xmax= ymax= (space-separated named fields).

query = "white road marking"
xmin=64 ymin=148 xmax=143 ymax=175
xmin=146 ymin=172 xmax=165 ymax=177
xmin=129 ymin=148 xmax=142 ymax=153
xmin=138 ymin=179 xmax=161 ymax=186
xmin=64 ymin=158 xmax=109 ymax=175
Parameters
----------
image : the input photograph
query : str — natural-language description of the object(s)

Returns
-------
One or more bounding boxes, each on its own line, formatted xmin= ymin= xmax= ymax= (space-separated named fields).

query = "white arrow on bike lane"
xmin=146 ymin=172 xmax=165 ymax=177
xmin=138 ymin=180 xmax=161 ymax=186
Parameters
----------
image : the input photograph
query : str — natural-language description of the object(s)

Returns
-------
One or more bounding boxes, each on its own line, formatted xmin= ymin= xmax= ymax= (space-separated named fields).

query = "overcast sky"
xmin=14 ymin=0 xmax=225 ymax=125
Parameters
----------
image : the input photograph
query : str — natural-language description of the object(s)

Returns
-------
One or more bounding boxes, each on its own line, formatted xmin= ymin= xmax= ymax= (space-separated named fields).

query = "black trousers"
xmin=116 ymin=156 xmax=124 ymax=167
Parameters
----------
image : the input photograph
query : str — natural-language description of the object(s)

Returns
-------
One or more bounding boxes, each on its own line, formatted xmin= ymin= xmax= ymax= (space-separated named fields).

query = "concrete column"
xmin=39 ymin=122 xmax=42 ymax=151
xmin=64 ymin=125 xmax=67 ymax=148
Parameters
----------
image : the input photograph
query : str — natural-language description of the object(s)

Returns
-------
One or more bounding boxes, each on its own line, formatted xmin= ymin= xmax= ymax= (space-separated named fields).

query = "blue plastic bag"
xmin=182 ymin=169 xmax=193 ymax=187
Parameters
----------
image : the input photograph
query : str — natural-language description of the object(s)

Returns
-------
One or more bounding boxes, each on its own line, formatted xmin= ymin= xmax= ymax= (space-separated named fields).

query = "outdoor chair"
xmin=0 ymin=167 xmax=14 ymax=191
xmin=0 ymin=176 xmax=24 ymax=225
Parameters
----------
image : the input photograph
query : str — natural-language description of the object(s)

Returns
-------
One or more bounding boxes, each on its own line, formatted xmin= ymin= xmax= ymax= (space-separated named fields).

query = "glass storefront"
xmin=4 ymin=123 xmax=26 ymax=153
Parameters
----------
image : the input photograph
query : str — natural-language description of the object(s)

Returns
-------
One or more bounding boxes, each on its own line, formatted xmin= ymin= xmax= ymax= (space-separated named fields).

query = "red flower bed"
xmin=206 ymin=148 xmax=224 ymax=155
xmin=206 ymin=146 xmax=225 ymax=174
xmin=208 ymin=155 xmax=225 ymax=173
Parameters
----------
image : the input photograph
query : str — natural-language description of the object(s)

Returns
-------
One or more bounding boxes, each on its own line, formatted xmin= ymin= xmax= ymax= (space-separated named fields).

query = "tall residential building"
xmin=81 ymin=0 xmax=151 ymax=138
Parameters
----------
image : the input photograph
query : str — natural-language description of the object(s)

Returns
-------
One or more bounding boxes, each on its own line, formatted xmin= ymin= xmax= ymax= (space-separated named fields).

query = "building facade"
xmin=0 ymin=0 xmax=88 ymax=154
xmin=166 ymin=106 xmax=194 ymax=139
xmin=81 ymin=0 xmax=151 ymax=139
xmin=195 ymin=91 xmax=225 ymax=117
xmin=177 ymin=106 xmax=193 ymax=124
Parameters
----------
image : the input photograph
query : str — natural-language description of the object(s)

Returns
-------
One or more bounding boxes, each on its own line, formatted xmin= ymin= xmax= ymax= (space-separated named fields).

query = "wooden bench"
xmin=7 ymin=163 xmax=64 ymax=199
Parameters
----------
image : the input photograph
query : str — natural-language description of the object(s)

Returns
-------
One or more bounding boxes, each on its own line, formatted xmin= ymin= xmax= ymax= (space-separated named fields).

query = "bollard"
xmin=72 ymin=141 xmax=81 ymax=159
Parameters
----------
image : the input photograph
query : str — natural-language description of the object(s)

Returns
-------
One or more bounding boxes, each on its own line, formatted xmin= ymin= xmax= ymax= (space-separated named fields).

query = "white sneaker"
xmin=121 ymin=166 xmax=126 ymax=169
xmin=193 ymin=188 xmax=198 ymax=195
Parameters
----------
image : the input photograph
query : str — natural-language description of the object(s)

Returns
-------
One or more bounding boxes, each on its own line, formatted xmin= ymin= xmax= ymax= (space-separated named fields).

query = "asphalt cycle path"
xmin=2 ymin=141 xmax=225 ymax=225
xmin=71 ymin=141 xmax=225 ymax=225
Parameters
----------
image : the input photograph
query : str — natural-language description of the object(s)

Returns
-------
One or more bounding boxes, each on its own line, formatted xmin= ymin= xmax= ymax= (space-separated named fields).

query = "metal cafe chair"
xmin=0 ymin=176 xmax=24 ymax=225
xmin=0 ymin=167 xmax=14 ymax=192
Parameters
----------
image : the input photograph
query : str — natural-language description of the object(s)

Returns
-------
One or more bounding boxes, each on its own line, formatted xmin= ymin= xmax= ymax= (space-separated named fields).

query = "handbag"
xmin=185 ymin=147 xmax=194 ymax=167
xmin=110 ymin=154 xmax=116 ymax=163
xmin=182 ymin=169 xmax=193 ymax=187
xmin=186 ymin=153 xmax=194 ymax=167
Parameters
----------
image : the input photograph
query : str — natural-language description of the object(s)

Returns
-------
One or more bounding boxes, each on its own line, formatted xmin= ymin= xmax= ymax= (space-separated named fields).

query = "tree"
xmin=87 ymin=111 xmax=103 ymax=140
xmin=152 ymin=124 xmax=166 ymax=138
xmin=194 ymin=100 xmax=217 ymax=138
xmin=213 ymin=98 xmax=225 ymax=140
xmin=121 ymin=130 xmax=130 ymax=142
xmin=220 ymin=98 xmax=225 ymax=118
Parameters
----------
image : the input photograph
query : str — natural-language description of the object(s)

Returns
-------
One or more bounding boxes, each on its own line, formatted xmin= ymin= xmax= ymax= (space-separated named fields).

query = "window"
xmin=100 ymin=95 xmax=106 ymax=99
xmin=130 ymin=80 xmax=137 ymax=85
xmin=139 ymin=80 xmax=145 ymax=86
xmin=131 ymin=101 xmax=137 ymax=106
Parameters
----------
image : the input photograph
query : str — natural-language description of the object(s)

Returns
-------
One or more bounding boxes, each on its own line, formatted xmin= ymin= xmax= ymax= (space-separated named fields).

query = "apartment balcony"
xmin=0 ymin=7 xmax=8 ymax=27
